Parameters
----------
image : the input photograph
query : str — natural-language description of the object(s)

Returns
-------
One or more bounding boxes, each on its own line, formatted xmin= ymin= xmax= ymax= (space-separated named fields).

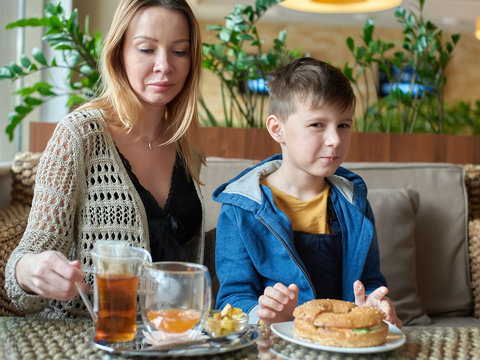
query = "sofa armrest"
xmin=0 ymin=152 xmax=42 ymax=316
xmin=0 ymin=203 xmax=30 ymax=316
xmin=464 ymin=165 xmax=480 ymax=319
xmin=10 ymin=152 xmax=41 ymax=206
xmin=469 ymin=219 xmax=480 ymax=320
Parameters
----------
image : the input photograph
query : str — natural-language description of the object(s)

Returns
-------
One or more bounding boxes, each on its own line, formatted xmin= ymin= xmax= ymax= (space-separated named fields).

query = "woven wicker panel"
xmin=0 ymin=203 xmax=31 ymax=317
xmin=469 ymin=219 xmax=480 ymax=319
xmin=10 ymin=152 xmax=42 ymax=206
xmin=1 ymin=318 xmax=480 ymax=359
xmin=463 ymin=165 xmax=480 ymax=320
xmin=1 ymin=318 xmax=258 ymax=360
xmin=269 ymin=326 xmax=480 ymax=359
xmin=464 ymin=164 xmax=480 ymax=221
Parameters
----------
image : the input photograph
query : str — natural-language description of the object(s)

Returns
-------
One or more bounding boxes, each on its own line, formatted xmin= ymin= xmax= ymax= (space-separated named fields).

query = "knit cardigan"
xmin=5 ymin=109 xmax=205 ymax=319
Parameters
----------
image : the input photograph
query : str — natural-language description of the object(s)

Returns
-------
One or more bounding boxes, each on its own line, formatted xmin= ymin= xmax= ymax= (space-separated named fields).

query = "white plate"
xmin=270 ymin=321 xmax=406 ymax=354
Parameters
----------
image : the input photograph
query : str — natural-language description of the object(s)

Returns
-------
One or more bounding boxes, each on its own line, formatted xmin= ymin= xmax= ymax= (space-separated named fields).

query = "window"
xmin=0 ymin=0 xmax=71 ymax=161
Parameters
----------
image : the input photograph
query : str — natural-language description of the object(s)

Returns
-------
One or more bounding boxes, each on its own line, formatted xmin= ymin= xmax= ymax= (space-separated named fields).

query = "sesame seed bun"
xmin=293 ymin=299 xmax=389 ymax=348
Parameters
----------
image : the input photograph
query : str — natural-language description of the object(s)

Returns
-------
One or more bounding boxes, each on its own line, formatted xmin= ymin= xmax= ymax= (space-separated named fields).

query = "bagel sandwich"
xmin=293 ymin=299 xmax=388 ymax=347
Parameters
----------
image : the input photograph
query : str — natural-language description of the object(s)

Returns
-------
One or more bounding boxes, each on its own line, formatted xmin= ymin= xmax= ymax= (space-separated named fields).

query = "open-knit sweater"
xmin=5 ymin=109 xmax=205 ymax=319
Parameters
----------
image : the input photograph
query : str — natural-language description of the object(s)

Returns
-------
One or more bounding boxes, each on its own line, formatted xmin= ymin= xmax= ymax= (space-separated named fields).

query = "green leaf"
xmin=24 ymin=96 xmax=43 ymax=106
xmin=79 ymin=65 xmax=94 ymax=75
xmin=43 ymin=33 xmax=73 ymax=44
xmin=236 ymin=33 xmax=254 ymax=41
xmin=0 ymin=67 xmax=13 ymax=79
xmin=67 ymin=94 xmax=86 ymax=107
xmin=14 ymin=105 xmax=32 ymax=115
xmin=8 ymin=62 xmax=23 ymax=75
xmin=46 ymin=16 xmax=63 ymax=30
xmin=346 ymin=37 xmax=355 ymax=52
xmin=368 ymin=41 xmax=378 ymax=54
xmin=20 ymin=55 xmax=32 ymax=68
xmin=44 ymin=2 xmax=59 ymax=17
xmin=363 ymin=18 xmax=374 ymax=44
xmin=32 ymin=48 xmax=47 ymax=65
xmin=34 ymin=82 xmax=55 ymax=96
xmin=219 ymin=29 xmax=231 ymax=42
xmin=64 ymin=51 xmax=81 ymax=67
xmin=15 ymin=87 xmax=36 ymax=96
xmin=6 ymin=112 xmax=25 ymax=142
xmin=6 ymin=17 xmax=48 ymax=29
xmin=206 ymin=24 xmax=222 ymax=31
xmin=27 ymin=63 xmax=38 ymax=72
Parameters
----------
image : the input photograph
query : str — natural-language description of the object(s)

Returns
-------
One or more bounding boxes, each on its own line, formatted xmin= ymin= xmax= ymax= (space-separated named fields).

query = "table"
xmin=0 ymin=317 xmax=478 ymax=359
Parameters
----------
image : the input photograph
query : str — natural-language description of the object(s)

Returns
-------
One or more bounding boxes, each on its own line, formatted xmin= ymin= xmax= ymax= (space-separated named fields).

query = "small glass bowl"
xmin=205 ymin=310 xmax=249 ymax=336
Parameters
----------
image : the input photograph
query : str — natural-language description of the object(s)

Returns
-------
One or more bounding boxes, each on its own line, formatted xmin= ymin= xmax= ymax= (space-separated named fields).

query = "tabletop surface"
xmin=0 ymin=317 xmax=479 ymax=360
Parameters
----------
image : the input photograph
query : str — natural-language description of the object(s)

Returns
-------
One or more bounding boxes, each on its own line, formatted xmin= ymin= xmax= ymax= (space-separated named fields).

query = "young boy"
xmin=213 ymin=57 xmax=402 ymax=328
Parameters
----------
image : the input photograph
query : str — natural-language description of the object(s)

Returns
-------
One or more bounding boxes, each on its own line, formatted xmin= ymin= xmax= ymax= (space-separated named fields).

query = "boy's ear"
xmin=266 ymin=114 xmax=284 ymax=144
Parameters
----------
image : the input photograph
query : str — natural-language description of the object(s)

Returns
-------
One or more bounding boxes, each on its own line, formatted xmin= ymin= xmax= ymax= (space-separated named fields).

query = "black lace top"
xmin=118 ymin=151 xmax=202 ymax=262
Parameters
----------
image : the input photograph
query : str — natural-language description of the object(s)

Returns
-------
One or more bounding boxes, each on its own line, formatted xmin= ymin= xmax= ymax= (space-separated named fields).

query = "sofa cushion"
xmin=200 ymin=157 xmax=259 ymax=231
xmin=344 ymin=162 xmax=471 ymax=317
xmin=368 ymin=188 xmax=430 ymax=325
xmin=204 ymin=228 xmax=219 ymax=308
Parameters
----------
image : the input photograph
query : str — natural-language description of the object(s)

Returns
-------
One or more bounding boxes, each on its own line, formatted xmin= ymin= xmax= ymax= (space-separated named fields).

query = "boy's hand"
xmin=258 ymin=283 xmax=299 ymax=324
xmin=353 ymin=280 xmax=403 ymax=329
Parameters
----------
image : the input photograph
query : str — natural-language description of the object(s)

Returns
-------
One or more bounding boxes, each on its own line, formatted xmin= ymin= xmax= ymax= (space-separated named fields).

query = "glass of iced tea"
xmin=140 ymin=262 xmax=212 ymax=342
xmin=91 ymin=240 xmax=152 ymax=343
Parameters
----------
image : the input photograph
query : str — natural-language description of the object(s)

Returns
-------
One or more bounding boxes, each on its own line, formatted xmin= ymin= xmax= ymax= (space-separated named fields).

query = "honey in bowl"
xmin=206 ymin=304 xmax=248 ymax=336
xmin=147 ymin=309 xmax=202 ymax=333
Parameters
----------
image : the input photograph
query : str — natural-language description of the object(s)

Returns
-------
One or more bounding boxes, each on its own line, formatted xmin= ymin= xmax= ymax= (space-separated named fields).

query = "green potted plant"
xmin=2 ymin=0 xmax=479 ymax=163
xmin=342 ymin=0 xmax=461 ymax=134
xmin=200 ymin=0 xmax=301 ymax=128
xmin=0 ymin=2 xmax=102 ymax=141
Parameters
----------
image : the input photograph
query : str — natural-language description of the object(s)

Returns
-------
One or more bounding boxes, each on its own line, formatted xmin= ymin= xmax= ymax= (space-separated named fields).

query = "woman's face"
xmin=122 ymin=6 xmax=191 ymax=111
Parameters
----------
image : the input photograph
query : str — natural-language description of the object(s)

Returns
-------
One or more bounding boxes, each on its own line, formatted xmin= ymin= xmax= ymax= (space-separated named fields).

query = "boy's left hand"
xmin=257 ymin=283 xmax=299 ymax=324
xmin=353 ymin=280 xmax=403 ymax=329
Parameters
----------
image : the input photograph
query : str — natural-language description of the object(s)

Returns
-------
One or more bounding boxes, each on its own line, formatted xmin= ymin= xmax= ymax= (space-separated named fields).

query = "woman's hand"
xmin=16 ymin=251 xmax=88 ymax=301
xmin=257 ymin=283 xmax=299 ymax=324
xmin=353 ymin=280 xmax=403 ymax=328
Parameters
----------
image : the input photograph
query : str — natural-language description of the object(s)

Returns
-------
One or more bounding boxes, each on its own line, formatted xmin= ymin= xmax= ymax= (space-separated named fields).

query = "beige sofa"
xmin=1 ymin=153 xmax=480 ymax=327
xmin=200 ymin=157 xmax=480 ymax=327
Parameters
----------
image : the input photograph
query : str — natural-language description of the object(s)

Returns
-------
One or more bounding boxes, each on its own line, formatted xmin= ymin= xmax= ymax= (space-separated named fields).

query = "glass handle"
xmin=75 ymin=281 xmax=97 ymax=323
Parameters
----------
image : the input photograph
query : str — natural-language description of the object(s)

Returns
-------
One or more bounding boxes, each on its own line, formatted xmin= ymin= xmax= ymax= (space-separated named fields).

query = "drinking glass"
xmin=140 ymin=262 xmax=212 ymax=342
xmin=84 ymin=240 xmax=152 ymax=343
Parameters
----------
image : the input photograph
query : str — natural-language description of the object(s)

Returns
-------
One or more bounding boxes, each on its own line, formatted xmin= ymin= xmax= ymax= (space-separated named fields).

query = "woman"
xmin=5 ymin=0 xmax=205 ymax=319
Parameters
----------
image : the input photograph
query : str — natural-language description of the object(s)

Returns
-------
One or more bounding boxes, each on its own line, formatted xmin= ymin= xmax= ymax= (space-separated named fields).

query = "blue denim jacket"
xmin=213 ymin=154 xmax=386 ymax=321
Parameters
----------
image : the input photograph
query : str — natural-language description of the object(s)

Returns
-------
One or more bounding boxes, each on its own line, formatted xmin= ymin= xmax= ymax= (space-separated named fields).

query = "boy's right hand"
xmin=258 ymin=283 xmax=299 ymax=324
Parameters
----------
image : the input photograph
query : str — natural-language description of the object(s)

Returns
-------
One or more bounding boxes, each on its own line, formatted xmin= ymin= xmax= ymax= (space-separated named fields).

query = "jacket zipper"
xmin=258 ymin=216 xmax=317 ymax=298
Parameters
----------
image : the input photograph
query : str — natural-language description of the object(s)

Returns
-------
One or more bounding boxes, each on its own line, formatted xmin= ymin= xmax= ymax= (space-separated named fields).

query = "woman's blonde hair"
xmin=80 ymin=0 xmax=204 ymax=181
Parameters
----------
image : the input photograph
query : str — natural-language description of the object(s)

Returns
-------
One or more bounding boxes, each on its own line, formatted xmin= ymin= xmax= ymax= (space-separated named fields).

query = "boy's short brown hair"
xmin=267 ymin=57 xmax=356 ymax=121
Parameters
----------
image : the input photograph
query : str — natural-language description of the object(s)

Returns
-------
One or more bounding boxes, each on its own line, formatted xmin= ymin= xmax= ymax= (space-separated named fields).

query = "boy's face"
xmin=275 ymin=102 xmax=353 ymax=179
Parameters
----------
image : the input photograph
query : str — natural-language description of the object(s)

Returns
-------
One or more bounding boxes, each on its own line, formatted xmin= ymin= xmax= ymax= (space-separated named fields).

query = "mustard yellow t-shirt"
xmin=260 ymin=179 xmax=331 ymax=234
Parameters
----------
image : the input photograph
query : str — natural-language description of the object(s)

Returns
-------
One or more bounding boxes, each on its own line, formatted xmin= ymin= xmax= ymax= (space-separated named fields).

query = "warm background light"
xmin=476 ymin=17 xmax=480 ymax=40
xmin=279 ymin=0 xmax=403 ymax=13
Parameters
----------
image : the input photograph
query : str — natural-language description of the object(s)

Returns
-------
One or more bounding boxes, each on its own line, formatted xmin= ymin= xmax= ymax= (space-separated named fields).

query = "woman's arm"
xmin=5 ymin=120 xmax=82 ymax=313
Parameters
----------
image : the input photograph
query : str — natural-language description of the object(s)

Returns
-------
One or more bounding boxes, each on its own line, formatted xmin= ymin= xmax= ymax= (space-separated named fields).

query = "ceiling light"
xmin=476 ymin=17 xmax=480 ymax=40
xmin=279 ymin=0 xmax=403 ymax=14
